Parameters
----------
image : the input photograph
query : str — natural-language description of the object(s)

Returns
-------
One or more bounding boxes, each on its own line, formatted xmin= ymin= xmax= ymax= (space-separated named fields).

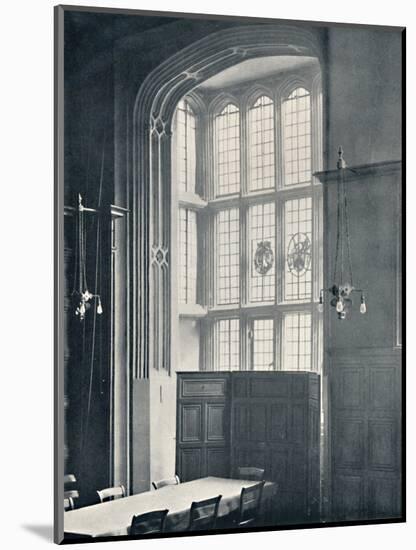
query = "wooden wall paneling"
xmin=206 ymin=448 xmax=230 ymax=478
xmin=308 ymin=396 xmax=321 ymax=519
xmin=269 ymin=403 xmax=290 ymax=442
xmin=367 ymin=473 xmax=401 ymax=519
xmin=329 ymin=348 xmax=402 ymax=521
xmin=181 ymin=404 xmax=203 ymax=443
xmin=176 ymin=371 xmax=320 ymax=521
xmin=248 ymin=404 xmax=268 ymax=442
xmin=333 ymin=474 xmax=365 ymax=521
xmin=63 ymin=204 xmax=113 ymax=505
xmin=179 ymin=448 xmax=203 ymax=482
xmin=206 ymin=403 xmax=226 ymax=441
xmin=231 ymin=371 xmax=320 ymax=523
xmin=181 ymin=378 xmax=227 ymax=398
xmin=316 ymin=164 xmax=402 ymax=520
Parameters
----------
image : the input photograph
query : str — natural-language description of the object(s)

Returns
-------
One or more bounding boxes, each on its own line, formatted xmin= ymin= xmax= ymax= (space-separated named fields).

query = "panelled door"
xmin=176 ymin=373 xmax=231 ymax=481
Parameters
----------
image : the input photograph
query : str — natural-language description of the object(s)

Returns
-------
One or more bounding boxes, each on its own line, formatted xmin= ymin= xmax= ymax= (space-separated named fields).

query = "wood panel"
xmin=206 ymin=449 xmax=229 ymax=478
xmin=250 ymin=376 xmax=290 ymax=398
xmin=368 ymin=475 xmax=400 ymax=519
xmin=368 ymin=420 xmax=397 ymax=470
xmin=269 ymin=447 xmax=291 ymax=487
xmin=269 ymin=403 xmax=289 ymax=441
xmin=206 ymin=403 xmax=226 ymax=442
xmin=231 ymin=372 xmax=320 ymax=522
xmin=176 ymin=373 xmax=230 ymax=482
xmin=179 ymin=448 xmax=202 ymax=482
xmin=319 ymin=162 xmax=403 ymax=522
xmin=63 ymin=209 xmax=112 ymax=506
xmin=181 ymin=404 xmax=203 ymax=443
xmin=335 ymin=419 xmax=365 ymax=469
xmin=248 ymin=405 xmax=267 ymax=441
xmin=181 ymin=378 xmax=227 ymax=398
xmin=177 ymin=371 xmax=320 ymax=522
xmin=330 ymin=348 xmax=402 ymax=520
xmin=369 ymin=368 xmax=396 ymax=413
xmin=234 ymin=447 xmax=268 ymax=473
xmin=333 ymin=474 xmax=364 ymax=521
xmin=234 ymin=405 xmax=249 ymax=442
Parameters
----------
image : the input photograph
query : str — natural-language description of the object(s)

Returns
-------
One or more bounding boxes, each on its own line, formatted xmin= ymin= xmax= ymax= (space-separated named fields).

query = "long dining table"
xmin=64 ymin=476 xmax=277 ymax=538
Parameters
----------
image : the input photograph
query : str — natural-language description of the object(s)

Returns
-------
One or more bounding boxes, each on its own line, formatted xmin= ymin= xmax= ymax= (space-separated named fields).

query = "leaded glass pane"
xmin=175 ymin=99 xmax=196 ymax=193
xmin=283 ymin=88 xmax=311 ymax=186
xmin=216 ymin=208 xmax=240 ymax=304
xmin=217 ymin=318 xmax=240 ymax=370
xmin=179 ymin=208 xmax=197 ymax=304
xmin=249 ymin=96 xmax=275 ymax=191
xmin=252 ymin=319 xmax=274 ymax=370
xmin=283 ymin=312 xmax=312 ymax=371
xmin=215 ymin=104 xmax=240 ymax=196
xmin=284 ymin=197 xmax=312 ymax=301
xmin=249 ymin=202 xmax=275 ymax=302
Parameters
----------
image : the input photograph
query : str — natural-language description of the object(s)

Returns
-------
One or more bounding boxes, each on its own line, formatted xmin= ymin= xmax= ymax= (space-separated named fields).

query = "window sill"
xmin=179 ymin=304 xmax=208 ymax=318
xmin=178 ymin=192 xmax=207 ymax=210
xmin=206 ymin=301 xmax=315 ymax=315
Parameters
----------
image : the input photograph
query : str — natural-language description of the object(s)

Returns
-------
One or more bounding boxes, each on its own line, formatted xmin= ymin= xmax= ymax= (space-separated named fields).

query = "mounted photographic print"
xmin=54 ymin=4 xmax=405 ymax=544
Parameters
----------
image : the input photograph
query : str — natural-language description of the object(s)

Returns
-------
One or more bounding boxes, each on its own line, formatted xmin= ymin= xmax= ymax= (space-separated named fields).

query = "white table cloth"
xmin=64 ymin=476 xmax=277 ymax=537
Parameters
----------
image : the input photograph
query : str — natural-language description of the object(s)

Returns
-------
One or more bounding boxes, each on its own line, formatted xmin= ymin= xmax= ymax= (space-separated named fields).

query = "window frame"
xmin=177 ymin=71 xmax=323 ymax=372
xmin=173 ymin=97 xmax=208 ymax=316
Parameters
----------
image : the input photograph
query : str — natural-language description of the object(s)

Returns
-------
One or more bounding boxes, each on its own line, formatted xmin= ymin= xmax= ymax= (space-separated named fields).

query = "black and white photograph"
xmin=53 ymin=3 xmax=405 ymax=544
xmin=3 ymin=1 xmax=413 ymax=549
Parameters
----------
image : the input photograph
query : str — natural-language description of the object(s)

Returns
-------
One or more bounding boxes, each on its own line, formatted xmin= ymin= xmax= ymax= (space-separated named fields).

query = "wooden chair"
xmin=64 ymin=489 xmax=79 ymax=500
xmin=64 ymin=496 xmax=75 ymax=511
xmin=236 ymin=481 xmax=265 ymax=528
xmin=152 ymin=475 xmax=180 ymax=490
xmin=64 ymin=474 xmax=77 ymax=485
xmin=236 ymin=467 xmax=265 ymax=482
xmin=64 ymin=474 xmax=79 ymax=508
xmin=129 ymin=509 xmax=169 ymax=535
xmin=97 ymin=485 xmax=126 ymax=503
xmin=188 ymin=495 xmax=222 ymax=531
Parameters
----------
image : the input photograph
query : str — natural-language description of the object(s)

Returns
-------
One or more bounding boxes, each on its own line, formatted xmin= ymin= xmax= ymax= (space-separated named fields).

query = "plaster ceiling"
xmin=198 ymin=56 xmax=319 ymax=91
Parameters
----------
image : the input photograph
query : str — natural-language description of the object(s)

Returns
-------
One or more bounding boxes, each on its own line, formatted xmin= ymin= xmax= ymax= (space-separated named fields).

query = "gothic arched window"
xmin=174 ymin=67 xmax=322 ymax=373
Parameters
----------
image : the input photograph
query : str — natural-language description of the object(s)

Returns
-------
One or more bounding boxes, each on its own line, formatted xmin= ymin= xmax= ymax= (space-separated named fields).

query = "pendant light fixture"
xmin=72 ymin=194 xmax=103 ymax=321
xmin=318 ymin=148 xmax=367 ymax=320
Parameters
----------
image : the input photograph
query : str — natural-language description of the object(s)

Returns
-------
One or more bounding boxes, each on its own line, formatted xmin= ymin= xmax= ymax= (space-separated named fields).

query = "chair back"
xmin=64 ymin=474 xmax=79 ymax=509
xmin=188 ymin=495 xmax=222 ymax=531
xmin=97 ymin=485 xmax=126 ymax=503
xmin=237 ymin=481 xmax=265 ymax=527
xmin=64 ymin=497 xmax=74 ymax=511
xmin=64 ymin=474 xmax=77 ymax=485
xmin=130 ymin=509 xmax=169 ymax=535
xmin=64 ymin=489 xmax=79 ymax=500
xmin=152 ymin=475 xmax=180 ymax=490
xmin=236 ymin=467 xmax=265 ymax=482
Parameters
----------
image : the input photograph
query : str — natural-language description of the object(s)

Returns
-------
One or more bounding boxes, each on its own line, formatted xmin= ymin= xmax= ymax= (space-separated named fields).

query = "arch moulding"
xmin=131 ymin=24 xmax=324 ymax=379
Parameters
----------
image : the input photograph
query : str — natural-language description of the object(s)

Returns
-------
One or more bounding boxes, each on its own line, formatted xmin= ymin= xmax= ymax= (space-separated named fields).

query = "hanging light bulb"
xmin=97 ymin=297 xmax=103 ymax=315
xmin=79 ymin=301 xmax=86 ymax=321
xmin=360 ymin=294 xmax=367 ymax=314
xmin=318 ymin=291 xmax=324 ymax=313
xmin=336 ymin=297 xmax=344 ymax=313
